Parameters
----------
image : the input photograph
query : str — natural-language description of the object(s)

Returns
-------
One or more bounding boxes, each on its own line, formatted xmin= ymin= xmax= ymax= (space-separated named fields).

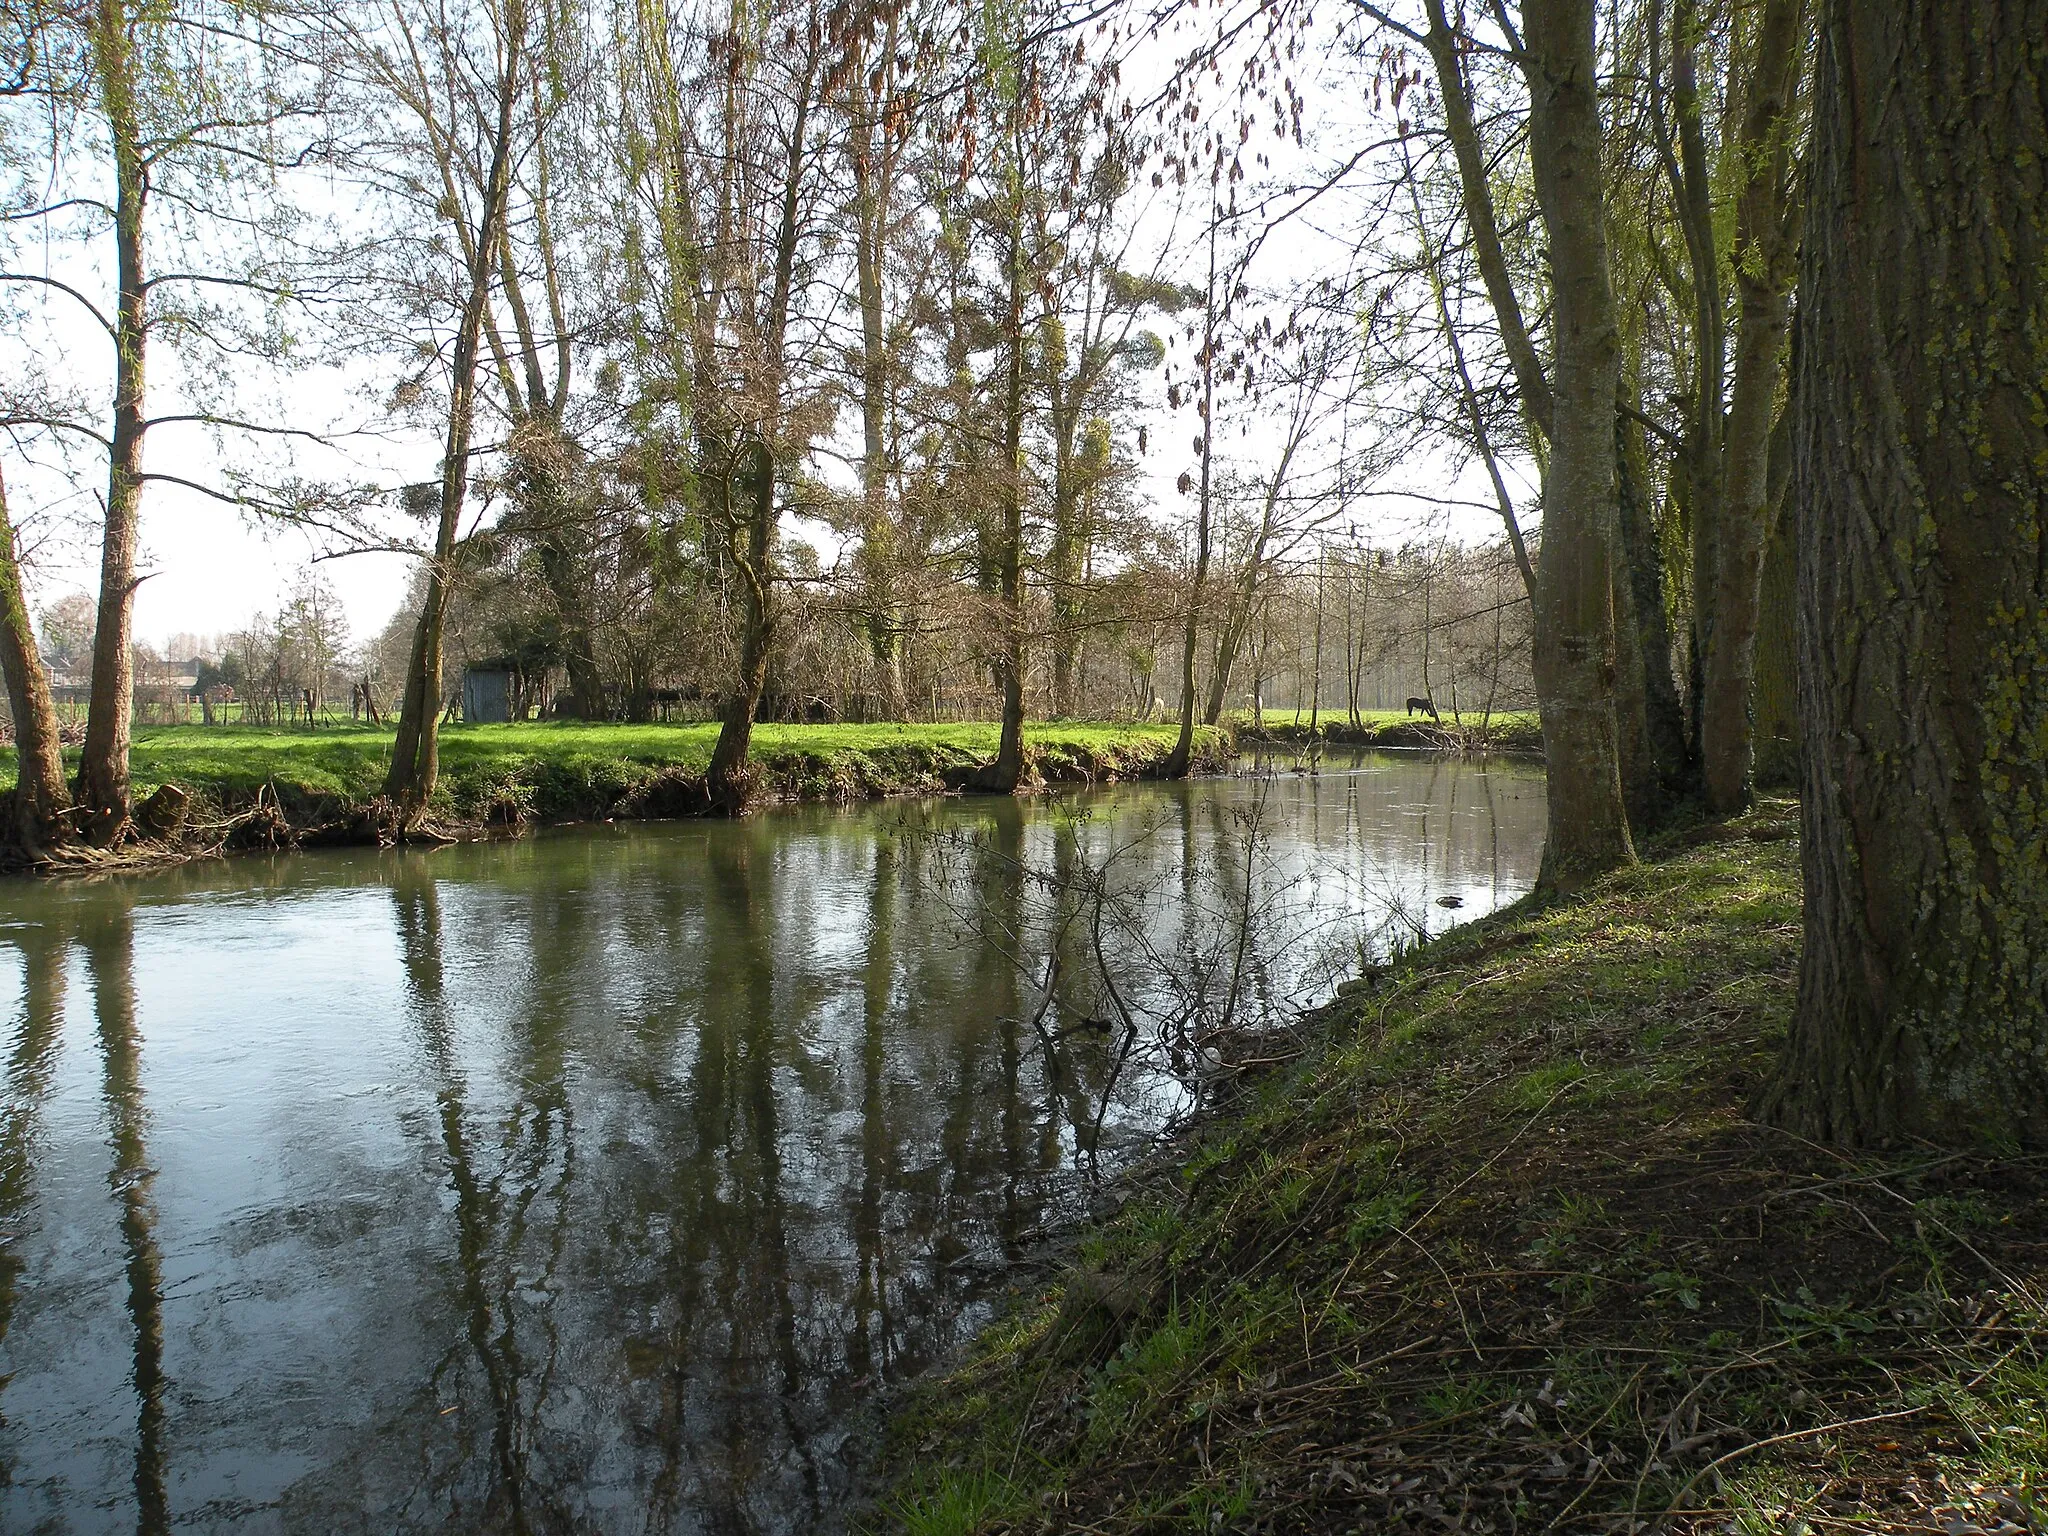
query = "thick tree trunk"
xmin=0 ymin=462 xmax=73 ymax=857
xmin=1609 ymin=552 xmax=1658 ymax=838
xmin=383 ymin=538 xmax=457 ymax=823
xmin=1523 ymin=0 xmax=1636 ymax=891
xmin=984 ymin=396 xmax=1027 ymax=788
xmin=1760 ymin=0 xmax=2048 ymax=1147
xmin=550 ymin=583 xmax=606 ymax=719
xmin=76 ymin=0 xmax=146 ymax=846
xmin=509 ymin=444 xmax=605 ymax=719
xmin=1698 ymin=0 xmax=1804 ymax=813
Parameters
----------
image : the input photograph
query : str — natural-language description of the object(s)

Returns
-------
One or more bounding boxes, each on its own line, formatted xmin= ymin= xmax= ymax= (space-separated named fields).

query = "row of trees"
xmin=358 ymin=515 xmax=1531 ymax=728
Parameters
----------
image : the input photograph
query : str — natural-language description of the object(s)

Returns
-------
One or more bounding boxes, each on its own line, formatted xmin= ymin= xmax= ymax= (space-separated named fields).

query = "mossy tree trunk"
xmin=1761 ymin=0 xmax=2048 ymax=1146
xmin=0 ymin=462 xmax=73 ymax=856
xmin=1523 ymin=0 xmax=1637 ymax=891
xmin=1418 ymin=0 xmax=1653 ymax=868
xmin=1697 ymin=0 xmax=1804 ymax=814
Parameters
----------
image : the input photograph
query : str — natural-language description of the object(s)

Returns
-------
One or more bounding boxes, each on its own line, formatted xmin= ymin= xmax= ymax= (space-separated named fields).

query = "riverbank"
xmin=1242 ymin=707 xmax=1543 ymax=755
xmin=0 ymin=720 xmax=1231 ymax=866
xmin=870 ymin=808 xmax=2048 ymax=1535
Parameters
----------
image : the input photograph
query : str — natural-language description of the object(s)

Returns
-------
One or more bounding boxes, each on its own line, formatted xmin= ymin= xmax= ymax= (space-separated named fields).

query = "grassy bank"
xmin=0 ymin=720 xmax=1230 ymax=851
xmin=1241 ymin=707 xmax=1544 ymax=755
xmin=873 ymin=808 xmax=2048 ymax=1535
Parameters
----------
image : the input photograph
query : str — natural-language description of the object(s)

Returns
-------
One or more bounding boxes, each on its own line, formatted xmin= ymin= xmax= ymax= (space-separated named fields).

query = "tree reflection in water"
xmin=85 ymin=896 xmax=171 ymax=1536
xmin=0 ymin=921 xmax=70 ymax=1500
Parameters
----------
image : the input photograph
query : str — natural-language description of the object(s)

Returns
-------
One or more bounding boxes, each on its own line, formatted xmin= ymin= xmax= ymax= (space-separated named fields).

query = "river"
xmin=0 ymin=752 xmax=1544 ymax=1533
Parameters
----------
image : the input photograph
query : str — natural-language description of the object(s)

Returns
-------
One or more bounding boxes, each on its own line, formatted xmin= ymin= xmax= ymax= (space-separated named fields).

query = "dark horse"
xmin=1405 ymin=696 xmax=1440 ymax=721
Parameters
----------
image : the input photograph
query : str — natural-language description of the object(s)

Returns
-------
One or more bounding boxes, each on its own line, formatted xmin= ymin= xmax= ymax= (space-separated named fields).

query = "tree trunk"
xmin=1048 ymin=413 xmax=1081 ymax=718
xmin=1749 ymin=498 xmax=1798 ymax=787
xmin=0 ymin=462 xmax=74 ymax=857
xmin=1658 ymin=0 xmax=1727 ymax=776
xmin=1165 ymin=219 xmax=1220 ymax=780
xmin=707 ymin=439 xmax=776 ymax=810
xmin=708 ymin=42 xmax=813 ymax=804
xmin=1203 ymin=603 xmax=1248 ymax=726
xmin=977 ymin=151 xmax=1030 ymax=794
xmin=1759 ymin=0 xmax=2048 ymax=1147
xmin=1609 ymin=549 xmax=1658 ymax=838
xmin=1615 ymin=404 xmax=1691 ymax=821
xmin=530 ymin=519 xmax=604 ymax=719
xmin=1697 ymin=0 xmax=1804 ymax=813
xmin=76 ymin=0 xmax=146 ymax=846
xmin=383 ymin=22 xmax=519 ymax=827
xmin=1523 ymin=0 xmax=1636 ymax=891
xmin=852 ymin=86 xmax=905 ymax=721
xmin=984 ymin=304 xmax=1028 ymax=790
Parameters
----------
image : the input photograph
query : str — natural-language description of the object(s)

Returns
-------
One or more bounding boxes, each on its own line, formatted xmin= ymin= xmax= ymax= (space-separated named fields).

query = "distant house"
xmin=462 ymin=665 xmax=514 ymax=724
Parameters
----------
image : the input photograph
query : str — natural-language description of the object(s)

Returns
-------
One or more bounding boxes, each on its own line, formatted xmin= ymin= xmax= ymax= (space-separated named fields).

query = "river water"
xmin=0 ymin=752 xmax=1544 ymax=1534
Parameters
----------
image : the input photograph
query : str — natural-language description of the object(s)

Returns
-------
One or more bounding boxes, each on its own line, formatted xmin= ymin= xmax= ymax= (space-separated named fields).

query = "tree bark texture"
xmin=1522 ymin=0 xmax=1636 ymax=890
xmin=0 ymin=462 xmax=74 ymax=856
xmin=1761 ymin=0 xmax=2048 ymax=1147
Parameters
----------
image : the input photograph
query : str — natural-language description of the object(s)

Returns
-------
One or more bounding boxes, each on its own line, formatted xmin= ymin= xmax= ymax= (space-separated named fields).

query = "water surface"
xmin=0 ymin=754 xmax=1543 ymax=1533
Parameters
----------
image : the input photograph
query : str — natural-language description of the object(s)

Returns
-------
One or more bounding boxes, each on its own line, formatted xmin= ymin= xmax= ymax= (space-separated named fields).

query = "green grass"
xmin=0 ymin=719 xmax=1226 ymax=829
xmin=870 ymin=804 xmax=2048 ymax=1534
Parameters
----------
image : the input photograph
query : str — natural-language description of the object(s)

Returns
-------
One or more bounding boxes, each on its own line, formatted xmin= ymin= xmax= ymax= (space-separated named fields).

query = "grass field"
xmin=0 ymin=718 xmax=1226 ymax=826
